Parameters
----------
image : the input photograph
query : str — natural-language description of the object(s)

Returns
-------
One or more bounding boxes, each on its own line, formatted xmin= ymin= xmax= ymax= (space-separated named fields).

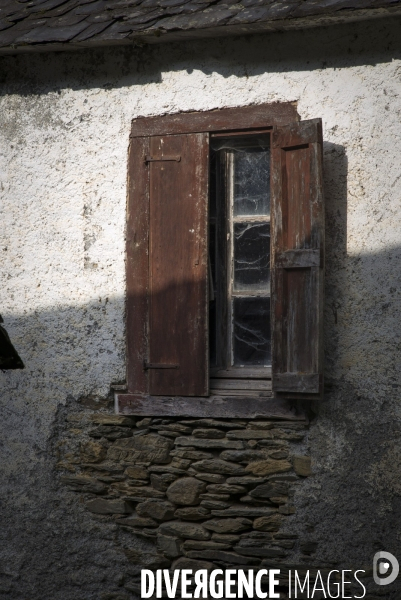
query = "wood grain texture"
xmin=116 ymin=394 xmax=306 ymax=419
xmin=126 ymin=137 xmax=150 ymax=394
xmin=275 ymin=249 xmax=321 ymax=268
xmin=210 ymin=367 xmax=272 ymax=378
xmin=131 ymin=103 xmax=299 ymax=138
xmin=271 ymin=119 xmax=324 ymax=399
xmin=148 ymin=133 xmax=209 ymax=396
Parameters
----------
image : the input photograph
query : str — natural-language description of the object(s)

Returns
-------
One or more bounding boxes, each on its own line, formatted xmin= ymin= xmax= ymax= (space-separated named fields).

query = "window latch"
xmin=144 ymin=155 xmax=181 ymax=163
xmin=143 ymin=361 xmax=179 ymax=370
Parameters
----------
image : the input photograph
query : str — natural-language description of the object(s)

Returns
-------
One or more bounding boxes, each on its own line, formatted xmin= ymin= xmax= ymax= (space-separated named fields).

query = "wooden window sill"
xmin=115 ymin=393 xmax=306 ymax=420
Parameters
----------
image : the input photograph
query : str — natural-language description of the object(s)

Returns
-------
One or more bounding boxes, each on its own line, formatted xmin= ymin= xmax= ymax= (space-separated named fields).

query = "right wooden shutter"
xmin=271 ymin=119 xmax=324 ymax=398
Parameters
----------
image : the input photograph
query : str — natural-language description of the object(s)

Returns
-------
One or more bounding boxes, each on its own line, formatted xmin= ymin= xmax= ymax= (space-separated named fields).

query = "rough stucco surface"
xmin=1 ymin=15 xmax=401 ymax=599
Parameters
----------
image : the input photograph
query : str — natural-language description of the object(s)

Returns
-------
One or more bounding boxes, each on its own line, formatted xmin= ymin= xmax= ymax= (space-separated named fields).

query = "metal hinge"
xmin=143 ymin=361 xmax=179 ymax=370
xmin=144 ymin=155 xmax=181 ymax=163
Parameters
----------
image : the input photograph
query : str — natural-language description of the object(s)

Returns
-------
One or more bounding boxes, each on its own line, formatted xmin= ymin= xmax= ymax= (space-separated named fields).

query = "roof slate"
xmin=0 ymin=0 xmax=400 ymax=53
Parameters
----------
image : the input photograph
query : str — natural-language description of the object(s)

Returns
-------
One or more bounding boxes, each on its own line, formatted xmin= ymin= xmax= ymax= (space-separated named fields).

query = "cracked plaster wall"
xmin=1 ymin=15 xmax=401 ymax=599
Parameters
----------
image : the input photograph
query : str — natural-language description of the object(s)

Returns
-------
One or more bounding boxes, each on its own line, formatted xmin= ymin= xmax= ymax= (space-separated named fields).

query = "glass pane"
xmin=233 ymin=297 xmax=270 ymax=366
xmin=233 ymin=147 xmax=270 ymax=216
xmin=234 ymin=222 xmax=270 ymax=291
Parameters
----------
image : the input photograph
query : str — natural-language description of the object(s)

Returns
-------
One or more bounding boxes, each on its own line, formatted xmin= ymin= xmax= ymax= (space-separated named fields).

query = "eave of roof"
xmin=0 ymin=0 xmax=400 ymax=55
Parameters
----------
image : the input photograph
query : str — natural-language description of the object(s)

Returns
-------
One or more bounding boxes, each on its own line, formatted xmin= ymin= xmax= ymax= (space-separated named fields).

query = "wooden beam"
xmin=116 ymin=394 xmax=306 ymax=419
xmin=131 ymin=103 xmax=299 ymax=138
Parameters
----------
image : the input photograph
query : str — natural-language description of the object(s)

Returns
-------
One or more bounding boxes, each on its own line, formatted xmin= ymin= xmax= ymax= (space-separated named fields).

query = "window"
xmin=118 ymin=104 xmax=324 ymax=417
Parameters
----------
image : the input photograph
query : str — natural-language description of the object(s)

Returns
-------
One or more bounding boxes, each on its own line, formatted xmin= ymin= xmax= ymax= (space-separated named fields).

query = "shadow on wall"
xmin=0 ymin=17 xmax=400 ymax=96
xmin=1 ymin=140 xmax=400 ymax=406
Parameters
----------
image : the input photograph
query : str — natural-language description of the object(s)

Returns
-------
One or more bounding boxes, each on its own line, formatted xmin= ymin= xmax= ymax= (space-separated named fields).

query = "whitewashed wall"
xmin=1 ymin=16 xmax=401 ymax=596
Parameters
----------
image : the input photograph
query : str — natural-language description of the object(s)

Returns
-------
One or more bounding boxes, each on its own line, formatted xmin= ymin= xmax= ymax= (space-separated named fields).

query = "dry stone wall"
xmin=57 ymin=409 xmax=325 ymax=598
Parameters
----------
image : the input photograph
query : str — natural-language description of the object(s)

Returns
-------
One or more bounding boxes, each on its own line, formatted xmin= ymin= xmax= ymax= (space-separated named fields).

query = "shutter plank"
xmin=126 ymin=137 xmax=150 ymax=394
xmin=149 ymin=133 xmax=209 ymax=396
xmin=271 ymin=119 xmax=324 ymax=398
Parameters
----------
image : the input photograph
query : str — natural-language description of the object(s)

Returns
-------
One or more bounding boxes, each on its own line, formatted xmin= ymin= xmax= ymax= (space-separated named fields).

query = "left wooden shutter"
xmin=127 ymin=133 xmax=209 ymax=397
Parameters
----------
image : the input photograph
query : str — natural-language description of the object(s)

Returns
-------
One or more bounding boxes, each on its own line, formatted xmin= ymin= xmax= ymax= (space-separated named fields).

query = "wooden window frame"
xmin=116 ymin=102 xmax=319 ymax=419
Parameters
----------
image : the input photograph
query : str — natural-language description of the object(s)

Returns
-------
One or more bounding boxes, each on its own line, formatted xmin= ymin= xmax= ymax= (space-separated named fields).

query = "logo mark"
xmin=373 ymin=551 xmax=399 ymax=586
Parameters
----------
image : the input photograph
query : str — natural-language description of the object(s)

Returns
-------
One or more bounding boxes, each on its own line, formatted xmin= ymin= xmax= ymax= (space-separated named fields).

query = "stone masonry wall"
xmin=57 ymin=409 xmax=338 ymax=599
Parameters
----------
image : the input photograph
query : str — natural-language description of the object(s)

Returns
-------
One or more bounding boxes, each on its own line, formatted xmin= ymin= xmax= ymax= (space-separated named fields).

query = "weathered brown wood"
xmin=148 ymin=133 xmax=209 ymax=396
xmin=210 ymin=389 xmax=272 ymax=397
xmin=210 ymin=367 xmax=272 ymax=379
xmin=131 ymin=103 xmax=299 ymax=138
xmin=275 ymin=249 xmax=321 ymax=268
xmin=273 ymin=373 xmax=320 ymax=393
xmin=271 ymin=119 xmax=324 ymax=399
xmin=210 ymin=379 xmax=272 ymax=391
xmin=116 ymin=394 xmax=306 ymax=419
xmin=126 ymin=137 xmax=150 ymax=395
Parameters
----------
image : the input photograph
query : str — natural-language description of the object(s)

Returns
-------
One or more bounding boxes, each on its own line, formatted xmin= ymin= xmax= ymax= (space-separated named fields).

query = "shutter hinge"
xmin=143 ymin=361 xmax=179 ymax=370
xmin=144 ymin=155 xmax=181 ymax=163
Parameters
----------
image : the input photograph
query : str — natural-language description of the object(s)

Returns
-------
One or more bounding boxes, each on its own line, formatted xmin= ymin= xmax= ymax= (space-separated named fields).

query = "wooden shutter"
xmin=271 ymin=119 xmax=324 ymax=398
xmin=127 ymin=133 xmax=209 ymax=397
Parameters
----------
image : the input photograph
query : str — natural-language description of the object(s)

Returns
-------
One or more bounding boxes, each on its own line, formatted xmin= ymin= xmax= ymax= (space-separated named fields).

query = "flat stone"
xmin=220 ymin=450 xmax=272 ymax=462
xmin=200 ymin=493 xmax=230 ymax=501
xmin=226 ymin=476 xmax=267 ymax=485
xmin=270 ymin=429 xmax=305 ymax=441
xmin=86 ymin=499 xmax=132 ymax=515
xmin=136 ymin=500 xmax=175 ymax=521
xmin=136 ymin=418 xmax=152 ymax=428
xmin=89 ymin=425 xmax=133 ymax=441
xmin=192 ymin=460 xmax=246 ymax=476
xmin=249 ymin=482 xmax=289 ymax=499
xmin=150 ymin=473 xmax=178 ymax=491
xmin=268 ymin=449 xmax=289 ymax=459
xmin=186 ymin=543 xmax=232 ymax=556
xmin=192 ymin=428 xmax=225 ymax=439
xmin=166 ymin=477 xmax=206 ymax=506
xmin=151 ymin=423 xmax=192 ymax=434
xmin=175 ymin=437 xmax=244 ymax=450
xmin=247 ymin=421 xmax=274 ymax=430
xmin=170 ymin=458 xmax=191 ymax=470
xmin=159 ymin=521 xmax=210 ymax=540
xmin=207 ymin=484 xmax=247 ymax=494
xmin=227 ymin=430 xmax=274 ymax=440
xmin=157 ymin=534 xmax=182 ymax=558
xmin=211 ymin=533 xmax=240 ymax=544
xmin=201 ymin=500 xmax=231 ymax=510
xmin=179 ymin=419 xmax=247 ymax=429
xmin=194 ymin=473 xmax=226 ymax=484
xmin=91 ymin=414 xmax=135 ymax=427
xmin=174 ymin=506 xmax=210 ymax=521
xmin=170 ymin=449 xmax=213 ymax=460
xmin=80 ymin=441 xmax=107 ymax=463
xmin=202 ymin=518 xmax=252 ymax=533
xmin=211 ymin=506 xmax=277 ymax=518
xmin=293 ymin=455 xmax=312 ymax=476
xmin=253 ymin=515 xmax=282 ymax=531
xmin=107 ymin=434 xmax=173 ymax=464
xmin=81 ymin=462 xmax=124 ymax=473
xmin=121 ymin=486 xmax=165 ymax=499
xmin=116 ymin=516 xmax=158 ymax=527
xmin=242 ymin=531 xmax=273 ymax=540
xmin=185 ymin=549 xmax=256 ymax=565
xmin=125 ymin=465 xmax=148 ymax=479
xmin=148 ymin=465 xmax=187 ymax=475
xmin=61 ymin=475 xmax=107 ymax=494
xmin=245 ymin=460 xmax=292 ymax=477
xmin=172 ymin=557 xmax=215 ymax=571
